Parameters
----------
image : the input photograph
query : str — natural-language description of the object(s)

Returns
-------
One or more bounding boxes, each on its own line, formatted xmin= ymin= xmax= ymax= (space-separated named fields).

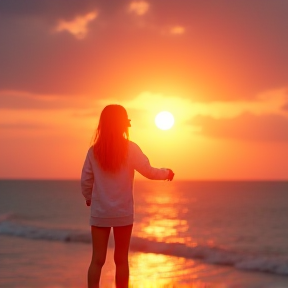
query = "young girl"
xmin=81 ymin=104 xmax=174 ymax=288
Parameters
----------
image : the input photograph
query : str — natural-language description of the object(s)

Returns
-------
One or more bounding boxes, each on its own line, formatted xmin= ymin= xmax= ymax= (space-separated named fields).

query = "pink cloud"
xmin=54 ymin=11 xmax=98 ymax=39
xmin=1 ymin=1 xmax=288 ymax=102
xmin=282 ymin=102 xmax=288 ymax=111
xmin=193 ymin=113 xmax=288 ymax=142
xmin=170 ymin=26 xmax=185 ymax=35
xmin=0 ymin=90 xmax=89 ymax=110
xmin=129 ymin=1 xmax=150 ymax=16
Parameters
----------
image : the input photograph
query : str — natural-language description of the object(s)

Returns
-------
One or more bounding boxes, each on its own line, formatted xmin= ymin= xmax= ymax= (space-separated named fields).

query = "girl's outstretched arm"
xmin=131 ymin=142 xmax=174 ymax=181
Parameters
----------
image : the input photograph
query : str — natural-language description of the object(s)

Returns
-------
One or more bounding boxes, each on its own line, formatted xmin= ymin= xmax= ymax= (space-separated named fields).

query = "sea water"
xmin=0 ymin=180 xmax=288 ymax=288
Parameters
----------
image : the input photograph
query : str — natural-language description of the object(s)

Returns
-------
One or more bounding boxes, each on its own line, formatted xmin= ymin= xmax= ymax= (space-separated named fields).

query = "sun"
xmin=155 ymin=111 xmax=175 ymax=130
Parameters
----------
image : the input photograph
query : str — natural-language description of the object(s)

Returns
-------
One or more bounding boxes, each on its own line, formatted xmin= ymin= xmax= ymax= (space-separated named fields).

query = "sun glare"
xmin=155 ymin=111 xmax=174 ymax=130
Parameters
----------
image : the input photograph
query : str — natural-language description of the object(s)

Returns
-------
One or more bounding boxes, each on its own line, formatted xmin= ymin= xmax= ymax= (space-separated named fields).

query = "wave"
xmin=1 ymin=217 xmax=288 ymax=276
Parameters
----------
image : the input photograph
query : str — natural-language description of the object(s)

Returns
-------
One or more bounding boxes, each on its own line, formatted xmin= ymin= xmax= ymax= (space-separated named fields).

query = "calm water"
xmin=0 ymin=180 xmax=288 ymax=287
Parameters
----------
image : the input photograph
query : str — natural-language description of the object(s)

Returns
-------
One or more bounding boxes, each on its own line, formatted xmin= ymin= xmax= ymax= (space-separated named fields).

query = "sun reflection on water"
xmin=139 ymin=218 xmax=190 ymax=243
xmin=130 ymin=252 xmax=199 ymax=286
xmin=135 ymin=185 xmax=194 ymax=244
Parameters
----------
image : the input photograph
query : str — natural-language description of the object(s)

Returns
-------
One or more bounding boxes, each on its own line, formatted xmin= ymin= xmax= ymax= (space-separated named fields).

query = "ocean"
xmin=0 ymin=180 xmax=288 ymax=288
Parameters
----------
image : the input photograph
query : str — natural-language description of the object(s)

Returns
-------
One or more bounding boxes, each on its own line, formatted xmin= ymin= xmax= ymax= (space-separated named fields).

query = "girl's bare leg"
xmin=88 ymin=226 xmax=111 ymax=288
xmin=113 ymin=224 xmax=133 ymax=288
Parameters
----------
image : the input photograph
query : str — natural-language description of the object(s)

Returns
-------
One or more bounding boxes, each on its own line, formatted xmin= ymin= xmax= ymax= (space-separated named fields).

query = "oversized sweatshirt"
xmin=81 ymin=141 xmax=169 ymax=219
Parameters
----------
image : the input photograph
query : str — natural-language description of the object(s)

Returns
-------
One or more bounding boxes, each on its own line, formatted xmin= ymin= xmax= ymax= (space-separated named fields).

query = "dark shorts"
xmin=90 ymin=214 xmax=134 ymax=227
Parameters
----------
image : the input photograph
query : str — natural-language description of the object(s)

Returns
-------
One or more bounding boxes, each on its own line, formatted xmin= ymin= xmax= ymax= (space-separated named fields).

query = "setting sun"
xmin=155 ymin=111 xmax=175 ymax=130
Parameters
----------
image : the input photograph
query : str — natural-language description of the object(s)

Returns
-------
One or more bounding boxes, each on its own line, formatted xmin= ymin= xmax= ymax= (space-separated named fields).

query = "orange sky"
xmin=0 ymin=0 xmax=287 ymax=180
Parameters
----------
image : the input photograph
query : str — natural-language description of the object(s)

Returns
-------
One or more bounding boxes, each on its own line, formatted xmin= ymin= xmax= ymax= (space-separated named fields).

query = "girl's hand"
xmin=86 ymin=200 xmax=91 ymax=207
xmin=167 ymin=169 xmax=175 ymax=181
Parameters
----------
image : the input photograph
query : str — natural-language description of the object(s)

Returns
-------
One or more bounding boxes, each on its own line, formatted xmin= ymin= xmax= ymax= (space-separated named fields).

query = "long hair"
xmin=93 ymin=105 xmax=130 ymax=172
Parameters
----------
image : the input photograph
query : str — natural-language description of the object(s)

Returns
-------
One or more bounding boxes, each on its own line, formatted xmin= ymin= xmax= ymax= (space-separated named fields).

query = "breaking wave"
xmin=1 ymin=215 xmax=288 ymax=276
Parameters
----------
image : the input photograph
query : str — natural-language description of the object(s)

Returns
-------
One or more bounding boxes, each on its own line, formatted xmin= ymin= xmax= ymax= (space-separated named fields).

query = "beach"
xmin=3 ymin=235 xmax=288 ymax=288
xmin=1 ymin=180 xmax=288 ymax=287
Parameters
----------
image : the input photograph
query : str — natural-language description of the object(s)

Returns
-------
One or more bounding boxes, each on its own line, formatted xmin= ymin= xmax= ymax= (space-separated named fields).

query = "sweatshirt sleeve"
xmin=81 ymin=149 xmax=94 ymax=201
xmin=131 ymin=142 xmax=169 ymax=180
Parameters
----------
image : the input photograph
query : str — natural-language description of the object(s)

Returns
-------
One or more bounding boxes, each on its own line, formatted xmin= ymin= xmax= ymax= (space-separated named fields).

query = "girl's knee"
xmin=91 ymin=256 xmax=106 ymax=268
xmin=114 ymin=254 xmax=128 ymax=266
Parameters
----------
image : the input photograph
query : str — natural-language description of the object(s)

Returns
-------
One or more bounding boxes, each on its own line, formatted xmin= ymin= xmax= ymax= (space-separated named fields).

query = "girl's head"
xmin=97 ymin=104 xmax=130 ymax=138
xmin=93 ymin=105 xmax=130 ymax=172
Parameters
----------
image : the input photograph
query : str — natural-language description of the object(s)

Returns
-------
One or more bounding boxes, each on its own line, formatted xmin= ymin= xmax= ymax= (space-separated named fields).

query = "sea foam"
xmin=1 ymin=218 xmax=288 ymax=276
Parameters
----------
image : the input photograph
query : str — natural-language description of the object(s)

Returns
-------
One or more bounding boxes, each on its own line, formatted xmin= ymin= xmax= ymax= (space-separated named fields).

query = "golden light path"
xmin=155 ymin=111 xmax=175 ymax=130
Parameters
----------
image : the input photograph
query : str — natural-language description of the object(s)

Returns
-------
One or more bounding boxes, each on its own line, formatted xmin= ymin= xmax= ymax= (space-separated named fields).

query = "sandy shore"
xmin=101 ymin=247 xmax=234 ymax=288
xmin=1 ymin=235 xmax=288 ymax=288
xmin=0 ymin=235 xmax=233 ymax=287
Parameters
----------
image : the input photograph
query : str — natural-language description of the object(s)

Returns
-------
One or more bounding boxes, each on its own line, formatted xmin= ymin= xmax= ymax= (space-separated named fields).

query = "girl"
xmin=81 ymin=104 xmax=174 ymax=288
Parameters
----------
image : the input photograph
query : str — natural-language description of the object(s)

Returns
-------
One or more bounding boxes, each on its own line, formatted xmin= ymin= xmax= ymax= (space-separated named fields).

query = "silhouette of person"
xmin=81 ymin=104 xmax=174 ymax=288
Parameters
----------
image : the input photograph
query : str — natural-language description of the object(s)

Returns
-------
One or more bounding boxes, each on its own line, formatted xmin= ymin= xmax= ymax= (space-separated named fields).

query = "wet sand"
xmin=2 ymin=235 xmax=288 ymax=288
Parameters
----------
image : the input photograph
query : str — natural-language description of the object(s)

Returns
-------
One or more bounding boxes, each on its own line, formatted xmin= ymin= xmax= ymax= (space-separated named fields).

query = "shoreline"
xmin=1 ymin=235 xmax=288 ymax=288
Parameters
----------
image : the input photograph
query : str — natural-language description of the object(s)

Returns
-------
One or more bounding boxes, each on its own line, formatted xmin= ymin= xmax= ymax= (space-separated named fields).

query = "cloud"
xmin=0 ymin=90 xmax=90 ymax=110
xmin=0 ymin=0 xmax=288 ymax=101
xmin=129 ymin=1 xmax=150 ymax=16
xmin=0 ymin=123 xmax=49 ymax=130
xmin=192 ymin=113 xmax=288 ymax=142
xmin=54 ymin=11 xmax=98 ymax=39
xmin=282 ymin=102 xmax=288 ymax=111
xmin=114 ymin=89 xmax=288 ymax=120
xmin=0 ymin=0 xmax=120 ymax=19
xmin=101 ymin=89 xmax=288 ymax=143
xmin=170 ymin=26 xmax=185 ymax=35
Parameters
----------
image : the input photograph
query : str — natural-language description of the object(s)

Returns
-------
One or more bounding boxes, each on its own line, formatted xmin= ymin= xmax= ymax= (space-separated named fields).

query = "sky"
xmin=0 ymin=0 xmax=287 ymax=180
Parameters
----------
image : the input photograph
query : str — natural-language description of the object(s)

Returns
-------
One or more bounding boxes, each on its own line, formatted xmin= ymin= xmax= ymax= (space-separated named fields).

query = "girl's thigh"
xmin=91 ymin=226 xmax=111 ymax=263
xmin=113 ymin=225 xmax=133 ymax=261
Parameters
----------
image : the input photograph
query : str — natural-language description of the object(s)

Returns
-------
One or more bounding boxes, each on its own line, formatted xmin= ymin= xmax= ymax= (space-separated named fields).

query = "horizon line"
xmin=0 ymin=178 xmax=287 ymax=182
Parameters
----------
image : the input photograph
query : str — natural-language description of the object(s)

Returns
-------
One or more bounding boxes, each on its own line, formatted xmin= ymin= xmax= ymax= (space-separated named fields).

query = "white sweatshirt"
xmin=81 ymin=141 xmax=169 ymax=219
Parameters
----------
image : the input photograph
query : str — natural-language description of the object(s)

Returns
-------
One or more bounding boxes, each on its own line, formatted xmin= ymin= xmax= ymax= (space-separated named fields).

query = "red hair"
xmin=93 ymin=105 xmax=130 ymax=172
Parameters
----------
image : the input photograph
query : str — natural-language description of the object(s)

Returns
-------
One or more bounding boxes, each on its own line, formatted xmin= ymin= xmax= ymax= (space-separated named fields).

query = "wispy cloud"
xmin=192 ymin=113 xmax=288 ymax=142
xmin=170 ymin=26 xmax=185 ymax=35
xmin=0 ymin=123 xmax=49 ymax=130
xmin=103 ymin=89 xmax=288 ymax=142
xmin=112 ymin=88 xmax=288 ymax=120
xmin=129 ymin=1 xmax=150 ymax=16
xmin=54 ymin=11 xmax=98 ymax=39
xmin=0 ymin=90 xmax=90 ymax=110
xmin=282 ymin=102 xmax=288 ymax=111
